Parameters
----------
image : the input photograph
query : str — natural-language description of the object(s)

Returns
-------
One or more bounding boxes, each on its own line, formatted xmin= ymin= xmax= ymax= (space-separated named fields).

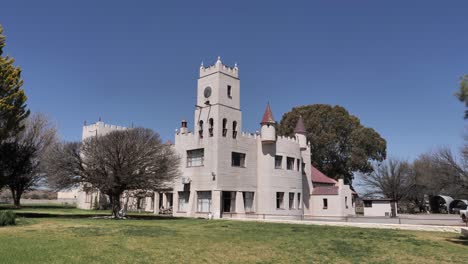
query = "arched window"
xmin=198 ymin=120 xmax=204 ymax=138
xmin=222 ymin=118 xmax=227 ymax=137
xmin=209 ymin=118 xmax=214 ymax=137
xmin=232 ymin=121 xmax=237 ymax=139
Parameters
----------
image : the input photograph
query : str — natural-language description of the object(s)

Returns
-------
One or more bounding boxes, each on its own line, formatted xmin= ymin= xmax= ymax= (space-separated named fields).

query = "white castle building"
xmin=168 ymin=57 xmax=355 ymax=219
xmin=74 ymin=57 xmax=356 ymax=219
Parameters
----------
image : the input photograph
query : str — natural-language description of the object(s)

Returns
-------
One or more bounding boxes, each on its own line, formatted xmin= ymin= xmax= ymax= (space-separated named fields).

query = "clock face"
xmin=204 ymin=86 xmax=212 ymax=98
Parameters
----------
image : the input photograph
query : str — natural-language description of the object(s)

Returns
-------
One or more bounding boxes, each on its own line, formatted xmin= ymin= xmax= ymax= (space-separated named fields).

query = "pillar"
xmin=153 ymin=192 xmax=160 ymax=215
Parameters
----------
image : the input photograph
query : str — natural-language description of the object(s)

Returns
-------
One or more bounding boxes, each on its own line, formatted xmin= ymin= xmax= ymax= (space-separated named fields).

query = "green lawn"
xmin=0 ymin=206 xmax=467 ymax=263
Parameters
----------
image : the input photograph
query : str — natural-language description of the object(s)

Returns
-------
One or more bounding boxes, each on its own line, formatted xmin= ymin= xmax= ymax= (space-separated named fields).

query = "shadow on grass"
xmin=13 ymin=212 xmax=184 ymax=220
xmin=0 ymin=203 xmax=183 ymax=221
xmin=0 ymin=205 xmax=76 ymax=210
xmin=446 ymin=236 xmax=468 ymax=246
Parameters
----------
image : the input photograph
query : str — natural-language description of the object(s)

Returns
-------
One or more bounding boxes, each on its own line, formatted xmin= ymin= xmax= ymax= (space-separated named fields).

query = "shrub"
xmin=0 ymin=210 xmax=16 ymax=226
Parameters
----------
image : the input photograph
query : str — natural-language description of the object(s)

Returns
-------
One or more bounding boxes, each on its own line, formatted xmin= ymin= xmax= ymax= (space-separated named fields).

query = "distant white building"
xmin=363 ymin=198 xmax=397 ymax=217
xmin=74 ymin=57 xmax=356 ymax=219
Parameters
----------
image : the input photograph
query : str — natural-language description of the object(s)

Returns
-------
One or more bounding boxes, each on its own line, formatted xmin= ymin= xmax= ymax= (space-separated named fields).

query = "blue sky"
xmin=1 ymin=0 xmax=467 ymax=160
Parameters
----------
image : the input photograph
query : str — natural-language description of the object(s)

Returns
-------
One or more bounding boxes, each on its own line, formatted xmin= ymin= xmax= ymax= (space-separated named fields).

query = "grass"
xmin=0 ymin=205 xmax=467 ymax=263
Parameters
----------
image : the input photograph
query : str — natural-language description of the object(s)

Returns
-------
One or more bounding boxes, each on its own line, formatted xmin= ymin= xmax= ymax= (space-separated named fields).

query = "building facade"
xmin=72 ymin=57 xmax=356 ymax=219
xmin=171 ymin=57 xmax=355 ymax=219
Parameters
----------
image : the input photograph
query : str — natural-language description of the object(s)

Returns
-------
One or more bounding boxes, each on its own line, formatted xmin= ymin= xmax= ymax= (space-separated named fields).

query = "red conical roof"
xmin=261 ymin=103 xmax=276 ymax=124
xmin=294 ymin=115 xmax=306 ymax=134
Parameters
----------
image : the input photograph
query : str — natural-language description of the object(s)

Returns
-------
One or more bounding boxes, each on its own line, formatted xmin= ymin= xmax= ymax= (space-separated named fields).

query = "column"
xmin=235 ymin=191 xmax=245 ymax=217
xmin=153 ymin=192 xmax=160 ymax=215
xmin=211 ymin=190 xmax=222 ymax=219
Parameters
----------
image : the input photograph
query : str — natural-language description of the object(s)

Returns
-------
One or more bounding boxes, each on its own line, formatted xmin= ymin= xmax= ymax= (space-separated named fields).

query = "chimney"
xmin=180 ymin=120 xmax=188 ymax=134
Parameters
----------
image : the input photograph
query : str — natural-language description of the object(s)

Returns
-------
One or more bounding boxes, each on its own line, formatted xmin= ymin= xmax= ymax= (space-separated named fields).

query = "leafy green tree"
xmin=0 ymin=24 xmax=30 ymax=142
xmin=455 ymin=75 xmax=468 ymax=119
xmin=278 ymin=104 xmax=386 ymax=185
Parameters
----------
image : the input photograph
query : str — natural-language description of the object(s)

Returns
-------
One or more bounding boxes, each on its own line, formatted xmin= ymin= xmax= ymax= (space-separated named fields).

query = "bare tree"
xmin=359 ymin=159 xmax=413 ymax=216
xmin=44 ymin=127 xmax=180 ymax=218
xmin=0 ymin=113 xmax=57 ymax=207
xmin=414 ymin=148 xmax=468 ymax=197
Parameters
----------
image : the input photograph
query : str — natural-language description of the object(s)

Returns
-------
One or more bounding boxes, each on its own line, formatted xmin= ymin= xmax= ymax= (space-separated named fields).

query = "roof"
xmin=294 ymin=115 xmax=306 ymax=134
xmin=311 ymin=166 xmax=337 ymax=184
xmin=362 ymin=198 xmax=395 ymax=201
xmin=312 ymin=186 xmax=339 ymax=195
xmin=260 ymin=103 xmax=275 ymax=124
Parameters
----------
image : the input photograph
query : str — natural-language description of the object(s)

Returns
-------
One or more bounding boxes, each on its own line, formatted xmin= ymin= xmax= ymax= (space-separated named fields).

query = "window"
xmin=222 ymin=191 xmax=236 ymax=213
xmin=197 ymin=191 xmax=212 ymax=213
xmin=302 ymin=162 xmax=306 ymax=173
xmin=287 ymin=157 xmax=295 ymax=170
xmin=296 ymin=159 xmax=301 ymax=171
xmin=232 ymin=121 xmax=237 ymax=139
xmin=345 ymin=196 xmax=348 ymax=209
xmin=209 ymin=118 xmax=214 ymax=137
xmin=198 ymin=120 xmax=204 ymax=138
xmin=187 ymin=149 xmax=204 ymax=167
xmin=232 ymin=152 xmax=246 ymax=167
xmin=178 ymin=191 xmax=189 ymax=212
xmin=364 ymin=200 xmax=372 ymax=208
xmin=227 ymin=85 xmax=232 ymax=98
xmin=275 ymin=156 xmax=283 ymax=169
xmin=276 ymin=192 xmax=284 ymax=209
xmin=297 ymin=193 xmax=301 ymax=209
xmin=323 ymin=198 xmax=328 ymax=209
xmin=222 ymin=118 xmax=227 ymax=137
xmin=289 ymin=192 xmax=295 ymax=209
xmin=243 ymin=192 xmax=254 ymax=213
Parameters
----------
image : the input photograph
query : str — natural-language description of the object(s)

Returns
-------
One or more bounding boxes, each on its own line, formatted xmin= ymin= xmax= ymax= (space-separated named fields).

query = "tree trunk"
xmin=390 ymin=201 xmax=397 ymax=218
xmin=10 ymin=187 xmax=22 ymax=208
xmin=111 ymin=194 xmax=122 ymax=219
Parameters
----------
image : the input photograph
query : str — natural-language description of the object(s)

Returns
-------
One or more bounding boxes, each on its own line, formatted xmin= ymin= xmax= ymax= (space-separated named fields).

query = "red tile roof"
xmin=312 ymin=186 xmax=339 ymax=195
xmin=294 ymin=115 xmax=306 ymax=134
xmin=261 ymin=103 xmax=275 ymax=124
xmin=311 ymin=166 xmax=337 ymax=184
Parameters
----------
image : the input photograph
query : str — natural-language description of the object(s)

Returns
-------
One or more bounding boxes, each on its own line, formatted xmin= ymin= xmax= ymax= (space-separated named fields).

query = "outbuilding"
xmin=362 ymin=198 xmax=397 ymax=217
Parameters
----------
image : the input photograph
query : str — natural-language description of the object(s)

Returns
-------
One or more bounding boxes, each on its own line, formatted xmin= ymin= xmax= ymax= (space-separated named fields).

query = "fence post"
xmin=399 ymin=217 xmax=401 ymax=225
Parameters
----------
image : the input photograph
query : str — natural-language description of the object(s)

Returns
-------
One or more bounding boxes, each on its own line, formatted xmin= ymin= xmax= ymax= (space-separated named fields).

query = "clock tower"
xmin=194 ymin=57 xmax=241 ymax=138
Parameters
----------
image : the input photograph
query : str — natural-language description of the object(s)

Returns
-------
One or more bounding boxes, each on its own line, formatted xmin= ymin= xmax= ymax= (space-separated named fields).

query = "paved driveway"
xmin=340 ymin=214 xmax=464 ymax=226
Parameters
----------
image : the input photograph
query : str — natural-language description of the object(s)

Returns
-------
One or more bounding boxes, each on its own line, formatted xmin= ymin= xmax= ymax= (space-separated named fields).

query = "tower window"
xmin=231 ymin=152 xmax=246 ymax=167
xmin=287 ymin=157 xmax=295 ymax=170
xmin=198 ymin=120 xmax=204 ymax=138
xmin=275 ymin=155 xmax=283 ymax=169
xmin=232 ymin=121 xmax=237 ymax=139
xmin=227 ymin=85 xmax=232 ymax=98
xmin=222 ymin=118 xmax=227 ymax=137
xmin=209 ymin=118 xmax=214 ymax=137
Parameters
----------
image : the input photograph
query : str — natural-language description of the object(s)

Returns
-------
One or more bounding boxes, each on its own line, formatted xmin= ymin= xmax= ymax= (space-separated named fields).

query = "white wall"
xmin=363 ymin=201 xmax=396 ymax=217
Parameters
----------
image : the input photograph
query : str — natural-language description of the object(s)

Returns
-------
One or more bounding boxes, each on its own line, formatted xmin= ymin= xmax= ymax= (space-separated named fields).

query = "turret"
xmin=295 ymin=115 xmax=307 ymax=150
xmin=260 ymin=103 xmax=276 ymax=143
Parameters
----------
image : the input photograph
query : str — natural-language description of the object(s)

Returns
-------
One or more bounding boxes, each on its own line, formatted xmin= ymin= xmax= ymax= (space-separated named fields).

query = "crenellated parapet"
xmin=84 ymin=121 xmax=127 ymax=131
xmin=199 ymin=56 xmax=238 ymax=78
xmin=82 ymin=120 xmax=127 ymax=140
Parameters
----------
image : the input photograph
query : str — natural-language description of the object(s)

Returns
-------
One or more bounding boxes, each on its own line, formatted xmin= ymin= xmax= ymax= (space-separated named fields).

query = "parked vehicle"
xmin=460 ymin=209 xmax=468 ymax=222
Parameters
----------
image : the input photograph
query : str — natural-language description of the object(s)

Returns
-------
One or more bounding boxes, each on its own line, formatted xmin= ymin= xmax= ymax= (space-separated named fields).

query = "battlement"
xmin=83 ymin=121 xmax=127 ymax=131
xmin=199 ymin=56 xmax=238 ymax=78
xmin=277 ymin=135 xmax=300 ymax=144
